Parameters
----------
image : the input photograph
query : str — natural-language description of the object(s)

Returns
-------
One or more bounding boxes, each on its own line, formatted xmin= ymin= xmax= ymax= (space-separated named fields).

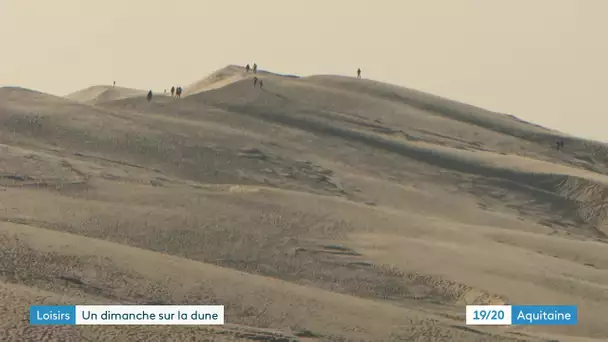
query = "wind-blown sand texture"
xmin=1 ymin=65 xmax=607 ymax=341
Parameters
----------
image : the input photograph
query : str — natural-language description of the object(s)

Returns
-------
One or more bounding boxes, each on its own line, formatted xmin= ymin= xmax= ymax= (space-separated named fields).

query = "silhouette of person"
xmin=357 ymin=68 xmax=361 ymax=79
xmin=171 ymin=86 xmax=175 ymax=97
xmin=556 ymin=138 xmax=565 ymax=151
xmin=147 ymin=90 xmax=153 ymax=102
xmin=176 ymin=87 xmax=182 ymax=98
xmin=253 ymin=63 xmax=258 ymax=74
xmin=253 ymin=77 xmax=258 ymax=87
xmin=259 ymin=80 xmax=263 ymax=89
xmin=246 ymin=64 xmax=250 ymax=73
xmin=113 ymin=81 xmax=116 ymax=87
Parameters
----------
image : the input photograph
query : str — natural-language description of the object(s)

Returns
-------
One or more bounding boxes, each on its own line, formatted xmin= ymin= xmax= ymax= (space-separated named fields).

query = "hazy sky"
xmin=1 ymin=1 xmax=606 ymax=141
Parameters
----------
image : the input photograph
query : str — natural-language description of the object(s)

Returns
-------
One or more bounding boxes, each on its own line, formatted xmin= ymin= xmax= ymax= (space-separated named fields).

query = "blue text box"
xmin=30 ymin=305 xmax=76 ymax=325
xmin=511 ymin=305 xmax=577 ymax=325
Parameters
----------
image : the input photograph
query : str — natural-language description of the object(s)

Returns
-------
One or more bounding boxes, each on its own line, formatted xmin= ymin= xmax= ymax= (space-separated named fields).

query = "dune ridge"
xmin=66 ymin=85 xmax=147 ymax=105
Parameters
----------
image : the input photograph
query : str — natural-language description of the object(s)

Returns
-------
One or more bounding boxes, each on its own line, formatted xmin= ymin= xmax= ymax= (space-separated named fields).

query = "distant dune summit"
xmin=59 ymin=64 xmax=583 ymax=150
xmin=66 ymin=85 xmax=146 ymax=105
xmin=183 ymin=65 xmax=299 ymax=96
xmin=182 ymin=65 xmax=249 ymax=97
xmin=63 ymin=65 xmax=301 ymax=104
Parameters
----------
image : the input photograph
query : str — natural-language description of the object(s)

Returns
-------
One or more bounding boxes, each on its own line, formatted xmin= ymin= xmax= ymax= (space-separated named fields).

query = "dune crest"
xmin=66 ymin=85 xmax=146 ymax=104
xmin=182 ymin=65 xmax=249 ymax=96
xmin=183 ymin=64 xmax=300 ymax=97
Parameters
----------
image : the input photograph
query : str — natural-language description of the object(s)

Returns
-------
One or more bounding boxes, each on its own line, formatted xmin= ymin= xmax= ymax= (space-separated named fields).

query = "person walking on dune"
xmin=147 ymin=90 xmax=153 ymax=102
xmin=259 ymin=80 xmax=263 ymax=89
xmin=253 ymin=63 xmax=258 ymax=74
xmin=357 ymin=68 xmax=361 ymax=79
xmin=556 ymin=138 xmax=565 ymax=151
xmin=171 ymin=86 xmax=175 ymax=97
xmin=176 ymin=87 xmax=182 ymax=98
xmin=253 ymin=77 xmax=258 ymax=87
xmin=246 ymin=64 xmax=250 ymax=73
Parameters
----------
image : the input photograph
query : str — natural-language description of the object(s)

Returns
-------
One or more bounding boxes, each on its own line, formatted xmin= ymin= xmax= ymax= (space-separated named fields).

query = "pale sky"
xmin=1 ymin=1 xmax=606 ymax=142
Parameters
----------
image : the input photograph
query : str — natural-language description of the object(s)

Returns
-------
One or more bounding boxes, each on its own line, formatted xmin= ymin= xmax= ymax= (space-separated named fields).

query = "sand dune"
xmin=182 ymin=65 xmax=249 ymax=96
xmin=183 ymin=65 xmax=300 ymax=96
xmin=66 ymin=85 xmax=147 ymax=105
xmin=1 ymin=66 xmax=607 ymax=341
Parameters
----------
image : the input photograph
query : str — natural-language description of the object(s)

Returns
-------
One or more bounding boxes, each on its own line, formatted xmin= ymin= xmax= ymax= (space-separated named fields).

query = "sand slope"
xmin=1 ymin=68 xmax=607 ymax=341
xmin=183 ymin=65 xmax=300 ymax=96
xmin=182 ymin=65 xmax=249 ymax=96
xmin=66 ymin=85 xmax=147 ymax=105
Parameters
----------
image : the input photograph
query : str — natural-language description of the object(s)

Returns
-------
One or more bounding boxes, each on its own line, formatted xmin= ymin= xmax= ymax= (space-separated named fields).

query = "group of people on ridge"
xmin=245 ymin=63 xmax=258 ymax=74
xmin=144 ymin=85 xmax=182 ymax=102
xmin=170 ymin=86 xmax=183 ymax=98
xmin=245 ymin=63 xmax=264 ymax=88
